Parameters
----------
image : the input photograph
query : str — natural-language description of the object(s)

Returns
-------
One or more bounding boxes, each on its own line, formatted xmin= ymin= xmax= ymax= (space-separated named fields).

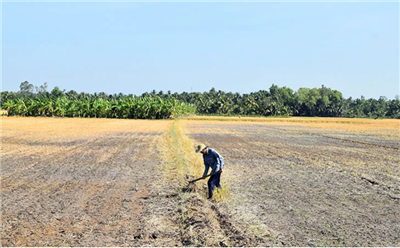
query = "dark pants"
xmin=208 ymin=172 xmax=221 ymax=198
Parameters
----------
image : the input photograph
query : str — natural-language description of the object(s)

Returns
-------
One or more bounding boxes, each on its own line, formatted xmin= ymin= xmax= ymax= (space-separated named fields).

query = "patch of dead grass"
xmin=181 ymin=117 xmax=400 ymax=137
xmin=156 ymin=120 xmax=257 ymax=246
xmin=1 ymin=116 xmax=168 ymax=137
xmin=0 ymin=117 xmax=170 ymax=155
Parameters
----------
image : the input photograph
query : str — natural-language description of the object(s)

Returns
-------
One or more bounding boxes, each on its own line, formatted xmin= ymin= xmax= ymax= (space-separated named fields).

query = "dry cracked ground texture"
xmin=2 ymin=117 xmax=400 ymax=246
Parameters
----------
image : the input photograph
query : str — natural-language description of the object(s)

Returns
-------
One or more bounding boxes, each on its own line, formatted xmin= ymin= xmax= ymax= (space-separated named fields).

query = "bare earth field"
xmin=1 ymin=116 xmax=399 ymax=246
xmin=1 ymin=117 xmax=176 ymax=246
xmin=182 ymin=117 xmax=400 ymax=246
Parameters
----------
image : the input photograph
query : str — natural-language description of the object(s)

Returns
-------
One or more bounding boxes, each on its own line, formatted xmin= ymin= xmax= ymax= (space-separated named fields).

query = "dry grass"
xmin=182 ymin=116 xmax=400 ymax=137
xmin=212 ymin=185 xmax=231 ymax=202
xmin=1 ymin=117 xmax=169 ymax=157
xmin=158 ymin=120 xmax=202 ymax=184
xmin=156 ymin=120 xmax=251 ymax=246
xmin=168 ymin=120 xmax=231 ymax=202
xmin=159 ymin=120 xmax=231 ymax=202
xmin=1 ymin=116 xmax=168 ymax=137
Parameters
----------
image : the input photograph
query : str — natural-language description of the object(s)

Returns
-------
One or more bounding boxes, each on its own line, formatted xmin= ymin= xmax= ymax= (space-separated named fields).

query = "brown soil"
xmin=182 ymin=120 xmax=400 ymax=246
xmin=1 ymin=118 xmax=173 ymax=246
xmin=1 ymin=117 xmax=263 ymax=247
xmin=2 ymin=117 xmax=399 ymax=247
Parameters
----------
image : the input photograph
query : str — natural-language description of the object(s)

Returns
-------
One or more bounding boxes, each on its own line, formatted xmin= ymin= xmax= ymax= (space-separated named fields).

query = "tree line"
xmin=173 ymin=85 xmax=400 ymax=119
xmin=1 ymin=81 xmax=399 ymax=119
xmin=1 ymin=82 xmax=196 ymax=119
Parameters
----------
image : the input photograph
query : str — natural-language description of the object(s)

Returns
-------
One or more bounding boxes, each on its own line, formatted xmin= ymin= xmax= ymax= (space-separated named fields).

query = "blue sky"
xmin=1 ymin=1 xmax=399 ymax=99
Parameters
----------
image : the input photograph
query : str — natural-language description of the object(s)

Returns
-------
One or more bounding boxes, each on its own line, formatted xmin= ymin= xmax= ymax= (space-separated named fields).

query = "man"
xmin=195 ymin=144 xmax=224 ymax=199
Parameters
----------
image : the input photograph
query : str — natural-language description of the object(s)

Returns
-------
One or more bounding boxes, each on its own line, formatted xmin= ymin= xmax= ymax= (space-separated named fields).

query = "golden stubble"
xmin=0 ymin=117 xmax=172 ymax=157
xmin=181 ymin=117 xmax=400 ymax=137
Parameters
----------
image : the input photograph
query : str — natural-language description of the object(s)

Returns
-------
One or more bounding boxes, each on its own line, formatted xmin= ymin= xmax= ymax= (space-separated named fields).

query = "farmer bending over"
xmin=196 ymin=144 xmax=224 ymax=199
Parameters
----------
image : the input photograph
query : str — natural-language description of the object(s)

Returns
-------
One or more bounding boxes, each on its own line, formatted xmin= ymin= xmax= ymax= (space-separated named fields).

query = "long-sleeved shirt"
xmin=202 ymin=148 xmax=224 ymax=176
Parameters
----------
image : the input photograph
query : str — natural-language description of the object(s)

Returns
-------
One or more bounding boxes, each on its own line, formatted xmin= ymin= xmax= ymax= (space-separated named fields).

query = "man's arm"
xmin=202 ymin=163 xmax=210 ymax=179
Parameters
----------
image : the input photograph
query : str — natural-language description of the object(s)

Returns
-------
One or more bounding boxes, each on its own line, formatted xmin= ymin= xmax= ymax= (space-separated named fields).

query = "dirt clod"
xmin=182 ymin=183 xmax=197 ymax=193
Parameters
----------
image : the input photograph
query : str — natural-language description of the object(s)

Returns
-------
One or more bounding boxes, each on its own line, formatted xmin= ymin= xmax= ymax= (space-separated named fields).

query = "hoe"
xmin=188 ymin=171 xmax=220 ymax=184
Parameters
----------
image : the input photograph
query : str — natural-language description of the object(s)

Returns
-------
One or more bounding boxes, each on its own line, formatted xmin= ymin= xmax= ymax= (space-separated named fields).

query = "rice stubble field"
xmin=1 ymin=116 xmax=399 ymax=246
xmin=1 ymin=117 xmax=174 ymax=246
xmin=182 ymin=117 xmax=400 ymax=246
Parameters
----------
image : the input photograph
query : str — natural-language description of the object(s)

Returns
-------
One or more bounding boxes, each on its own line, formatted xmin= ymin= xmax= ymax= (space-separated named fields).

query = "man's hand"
xmin=201 ymin=176 xmax=206 ymax=180
xmin=218 ymin=169 xmax=223 ymax=173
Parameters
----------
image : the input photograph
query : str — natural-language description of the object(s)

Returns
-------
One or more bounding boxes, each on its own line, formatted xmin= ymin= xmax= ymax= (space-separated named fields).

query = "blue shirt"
xmin=202 ymin=148 xmax=224 ymax=176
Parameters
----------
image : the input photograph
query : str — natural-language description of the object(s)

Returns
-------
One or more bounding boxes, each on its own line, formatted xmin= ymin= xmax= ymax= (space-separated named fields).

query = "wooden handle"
xmin=189 ymin=171 xmax=220 ymax=183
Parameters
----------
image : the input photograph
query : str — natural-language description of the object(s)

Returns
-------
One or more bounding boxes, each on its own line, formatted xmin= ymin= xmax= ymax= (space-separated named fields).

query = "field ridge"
xmin=143 ymin=120 xmax=273 ymax=246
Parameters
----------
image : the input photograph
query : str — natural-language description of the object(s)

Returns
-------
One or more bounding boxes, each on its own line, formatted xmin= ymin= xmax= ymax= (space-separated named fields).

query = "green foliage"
xmin=3 ymin=95 xmax=196 ymax=119
xmin=19 ymin=81 xmax=35 ymax=98
xmin=2 ymin=81 xmax=399 ymax=119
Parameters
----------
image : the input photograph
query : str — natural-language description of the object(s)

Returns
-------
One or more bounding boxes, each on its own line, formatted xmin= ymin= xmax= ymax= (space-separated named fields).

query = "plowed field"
xmin=1 ymin=116 xmax=399 ymax=246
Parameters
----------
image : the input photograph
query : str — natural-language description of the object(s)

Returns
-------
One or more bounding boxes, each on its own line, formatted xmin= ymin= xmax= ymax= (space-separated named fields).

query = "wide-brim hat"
xmin=195 ymin=144 xmax=207 ymax=153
